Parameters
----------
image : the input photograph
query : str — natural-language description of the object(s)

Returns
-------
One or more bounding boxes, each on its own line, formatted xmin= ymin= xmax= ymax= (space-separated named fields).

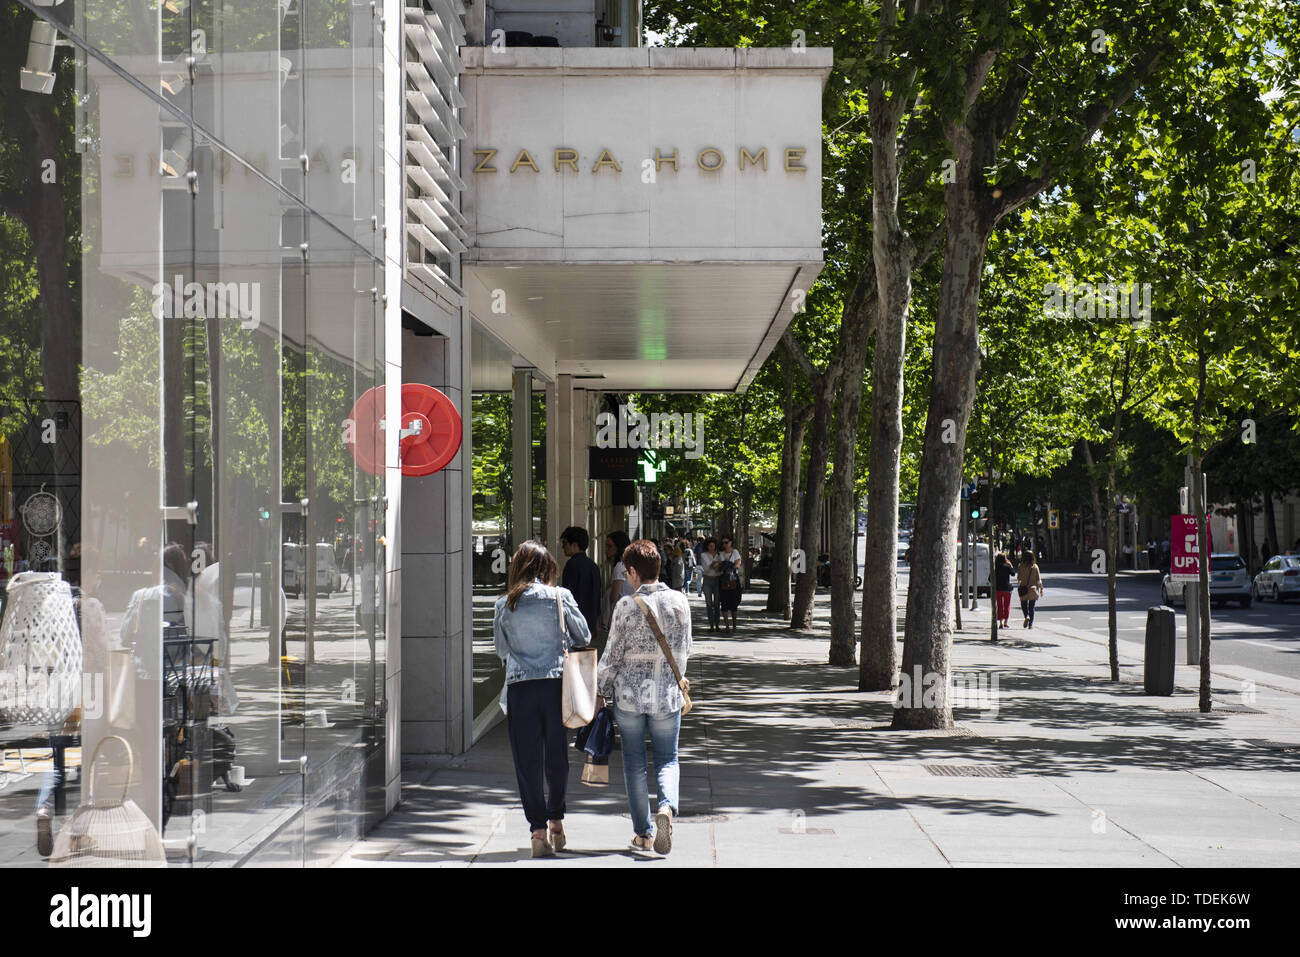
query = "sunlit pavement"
xmin=336 ymin=575 xmax=1300 ymax=867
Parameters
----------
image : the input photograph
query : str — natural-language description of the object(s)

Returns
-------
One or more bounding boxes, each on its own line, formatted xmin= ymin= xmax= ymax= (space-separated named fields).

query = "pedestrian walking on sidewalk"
xmin=600 ymin=530 xmax=633 ymax=653
xmin=699 ymin=537 xmax=723 ymax=631
xmin=667 ymin=538 xmax=685 ymax=592
xmin=597 ymin=539 xmax=692 ymax=855
xmin=1017 ymin=550 xmax=1043 ymax=629
xmin=994 ymin=552 xmax=1014 ymax=628
xmin=692 ymin=536 xmax=706 ymax=595
xmin=492 ymin=542 xmax=592 ymax=858
xmin=560 ymin=526 xmax=602 ymax=640
xmin=717 ymin=536 xmax=744 ymax=632
xmin=679 ymin=537 xmax=695 ymax=596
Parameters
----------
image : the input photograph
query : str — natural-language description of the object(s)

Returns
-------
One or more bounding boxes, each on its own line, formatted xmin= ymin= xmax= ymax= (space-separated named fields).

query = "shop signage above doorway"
xmin=589 ymin=446 xmax=641 ymax=481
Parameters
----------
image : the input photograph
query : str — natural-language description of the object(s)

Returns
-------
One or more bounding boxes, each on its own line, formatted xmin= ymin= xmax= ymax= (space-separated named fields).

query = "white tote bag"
xmin=558 ymin=592 xmax=597 ymax=728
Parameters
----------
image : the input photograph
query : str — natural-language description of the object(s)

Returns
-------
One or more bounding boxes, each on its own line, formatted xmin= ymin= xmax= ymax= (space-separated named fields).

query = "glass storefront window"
xmin=1 ymin=0 xmax=387 ymax=867
xmin=469 ymin=325 xmax=511 ymax=727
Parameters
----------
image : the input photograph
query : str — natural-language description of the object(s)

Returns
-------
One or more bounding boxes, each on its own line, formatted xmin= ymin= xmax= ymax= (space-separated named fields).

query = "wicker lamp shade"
xmin=0 ymin=571 xmax=82 ymax=725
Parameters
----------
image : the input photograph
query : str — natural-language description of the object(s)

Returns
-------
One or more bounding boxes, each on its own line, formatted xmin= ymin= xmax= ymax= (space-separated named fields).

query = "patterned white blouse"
xmin=597 ymin=582 xmax=693 ymax=717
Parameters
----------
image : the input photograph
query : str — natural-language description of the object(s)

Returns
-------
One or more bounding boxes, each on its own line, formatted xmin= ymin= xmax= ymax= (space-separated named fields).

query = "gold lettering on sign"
xmin=554 ymin=148 xmax=579 ymax=173
xmin=697 ymin=148 xmax=724 ymax=171
xmin=592 ymin=149 xmax=622 ymax=173
xmin=472 ymin=146 xmax=810 ymax=177
xmin=511 ymin=149 xmax=540 ymax=173
xmin=654 ymin=148 xmax=679 ymax=173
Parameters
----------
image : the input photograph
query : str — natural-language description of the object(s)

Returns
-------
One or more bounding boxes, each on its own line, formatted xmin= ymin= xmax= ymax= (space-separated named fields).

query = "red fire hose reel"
xmin=346 ymin=383 xmax=463 ymax=477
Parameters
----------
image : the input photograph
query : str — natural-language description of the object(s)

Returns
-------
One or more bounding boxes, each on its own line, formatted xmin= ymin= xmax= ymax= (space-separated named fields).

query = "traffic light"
xmin=972 ymin=507 xmax=988 ymax=531
xmin=258 ymin=506 xmax=271 ymax=522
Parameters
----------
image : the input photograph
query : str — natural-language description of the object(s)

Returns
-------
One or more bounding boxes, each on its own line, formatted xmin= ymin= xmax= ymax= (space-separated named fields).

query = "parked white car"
xmin=956 ymin=542 xmax=991 ymax=597
xmin=283 ymin=542 xmax=342 ymax=598
xmin=1160 ymin=552 xmax=1252 ymax=608
xmin=1253 ymin=553 xmax=1300 ymax=602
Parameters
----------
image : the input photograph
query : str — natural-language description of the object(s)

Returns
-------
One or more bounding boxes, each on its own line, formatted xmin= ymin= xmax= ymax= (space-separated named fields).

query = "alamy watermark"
xmin=0 ymin=671 xmax=101 ymax=721
xmin=49 ymin=887 xmax=151 ymax=937
xmin=595 ymin=403 xmax=705 ymax=460
xmin=151 ymin=275 xmax=261 ymax=329
xmin=1042 ymin=280 xmax=1152 ymax=328
xmin=895 ymin=666 xmax=1001 ymax=717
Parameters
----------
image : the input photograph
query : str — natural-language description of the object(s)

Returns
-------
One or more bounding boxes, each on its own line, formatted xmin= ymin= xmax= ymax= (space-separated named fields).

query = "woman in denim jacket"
xmin=493 ymin=541 xmax=591 ymax=857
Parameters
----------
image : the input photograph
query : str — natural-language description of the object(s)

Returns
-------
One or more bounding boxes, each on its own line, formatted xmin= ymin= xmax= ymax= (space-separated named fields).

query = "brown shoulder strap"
xmin=633 ymin=595 xmax=685 ymax=685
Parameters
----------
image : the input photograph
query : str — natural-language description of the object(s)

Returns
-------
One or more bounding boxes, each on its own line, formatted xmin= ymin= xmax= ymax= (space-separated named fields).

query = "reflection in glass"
xmin=0 ymin=0 xmax=387 ymax=868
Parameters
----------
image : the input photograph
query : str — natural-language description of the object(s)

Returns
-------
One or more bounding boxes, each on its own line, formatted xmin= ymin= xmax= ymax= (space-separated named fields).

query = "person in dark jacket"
xmin=994 ymin=552 xmax=1014 ymax=629
xmin=560 ymin=526 xmax=603 ymax=642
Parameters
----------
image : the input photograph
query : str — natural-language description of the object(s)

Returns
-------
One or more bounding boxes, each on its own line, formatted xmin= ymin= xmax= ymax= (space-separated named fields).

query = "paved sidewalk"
xmin=338 ymin=588 xmax=1300 ymax=867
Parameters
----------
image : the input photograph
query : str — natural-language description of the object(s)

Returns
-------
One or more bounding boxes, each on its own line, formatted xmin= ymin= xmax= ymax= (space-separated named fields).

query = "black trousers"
xmin=506 ymin=678 xmax=569 ymax=832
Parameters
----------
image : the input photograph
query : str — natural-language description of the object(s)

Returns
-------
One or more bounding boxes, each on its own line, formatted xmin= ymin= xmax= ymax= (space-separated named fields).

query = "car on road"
xmin=897 ymin=534 xmax=911 ymax=563
xmin=283 ymin=542 xmax=342 ymax=598
xmin=1253 ymin=553 xmax=1300 ymax=602
xmin=1161 ymin=552 xmax=1252 ymax=608
xmin=956 ymin=542 xmax=991 ymax=597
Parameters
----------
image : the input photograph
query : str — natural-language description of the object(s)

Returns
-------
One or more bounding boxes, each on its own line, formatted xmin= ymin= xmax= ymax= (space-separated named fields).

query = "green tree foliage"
xmin=0 ymin=214 xmax=42 ymax=438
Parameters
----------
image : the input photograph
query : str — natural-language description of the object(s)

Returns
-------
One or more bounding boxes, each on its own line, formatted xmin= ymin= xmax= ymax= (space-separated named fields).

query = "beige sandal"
xmin=531 ymin=830 xmax=554 ymax=858
xmin=630 ymin=835 xmax=653 ymax=851
xmin=549 ymin=823 xmax=566 ymax=852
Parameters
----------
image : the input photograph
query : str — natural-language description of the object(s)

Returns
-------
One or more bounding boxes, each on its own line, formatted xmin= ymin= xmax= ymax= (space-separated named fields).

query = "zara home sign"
xmin=472 ymin=145 xmax=809 ymax=176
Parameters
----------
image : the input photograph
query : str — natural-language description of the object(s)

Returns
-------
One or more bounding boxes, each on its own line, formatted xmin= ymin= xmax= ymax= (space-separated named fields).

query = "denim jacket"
xmin=493 ymin=583 xmax=592 ymax=686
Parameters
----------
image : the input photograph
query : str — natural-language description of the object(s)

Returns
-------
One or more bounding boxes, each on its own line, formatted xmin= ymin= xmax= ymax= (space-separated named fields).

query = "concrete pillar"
xmin=511 ymin=369 xmax=532 ymax=546
xmin=573 ymin=387 xmax=589 ymax=541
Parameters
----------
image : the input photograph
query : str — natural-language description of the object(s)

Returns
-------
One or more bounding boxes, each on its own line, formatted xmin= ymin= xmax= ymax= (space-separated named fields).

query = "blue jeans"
xmin=36 ymin=733 xmax=76 ymax=814
xmin=614 ymin=706 xmax=681 ymax=839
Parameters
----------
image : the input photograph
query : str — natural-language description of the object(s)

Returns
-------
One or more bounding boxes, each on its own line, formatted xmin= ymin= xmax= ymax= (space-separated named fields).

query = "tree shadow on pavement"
xmin=350 ymin=588 xmax=1294 ymax=863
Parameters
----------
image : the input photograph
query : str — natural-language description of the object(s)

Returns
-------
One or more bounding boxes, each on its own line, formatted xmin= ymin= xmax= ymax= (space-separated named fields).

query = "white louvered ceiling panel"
xmin=466 ymin=263 xmax=808 ymax=391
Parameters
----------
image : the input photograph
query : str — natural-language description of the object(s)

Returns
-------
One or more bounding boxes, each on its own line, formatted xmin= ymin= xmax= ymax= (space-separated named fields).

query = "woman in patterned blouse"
xmin=596 ymin=539 xmax=692 ymax=855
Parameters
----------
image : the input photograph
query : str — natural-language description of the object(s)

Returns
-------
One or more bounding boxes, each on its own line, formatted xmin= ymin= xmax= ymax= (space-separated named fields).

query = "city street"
xmin=339 ymin=575 xmax=1300 ymax=869
xmin=1024 ymin=569 xmax=1300 ymax=680
xmin=859 ymin=535 xmax=1300 ymax=681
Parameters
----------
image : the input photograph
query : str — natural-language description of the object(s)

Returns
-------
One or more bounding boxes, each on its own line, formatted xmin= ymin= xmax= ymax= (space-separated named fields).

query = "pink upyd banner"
xmin=1171 ymin=514 xmax=1211 ymax=582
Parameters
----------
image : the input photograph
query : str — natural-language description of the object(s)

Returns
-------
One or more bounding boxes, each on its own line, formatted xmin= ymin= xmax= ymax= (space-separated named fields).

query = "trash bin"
xmin=1144 ymin=606 xmax=1176 ymax=695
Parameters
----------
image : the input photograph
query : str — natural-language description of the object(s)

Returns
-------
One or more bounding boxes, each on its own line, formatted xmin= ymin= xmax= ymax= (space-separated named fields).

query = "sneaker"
xmin=36 ymin=808 xmax=53 ymax=858
xmin=654 ymin=808 xmax=673 ymax=855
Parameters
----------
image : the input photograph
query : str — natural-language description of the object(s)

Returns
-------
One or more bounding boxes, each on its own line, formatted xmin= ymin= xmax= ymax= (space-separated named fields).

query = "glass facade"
xmin=1 ymin=0 xmax=389 ymax=865
xmin=469 ymin=323 xmax=510 ymax=724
